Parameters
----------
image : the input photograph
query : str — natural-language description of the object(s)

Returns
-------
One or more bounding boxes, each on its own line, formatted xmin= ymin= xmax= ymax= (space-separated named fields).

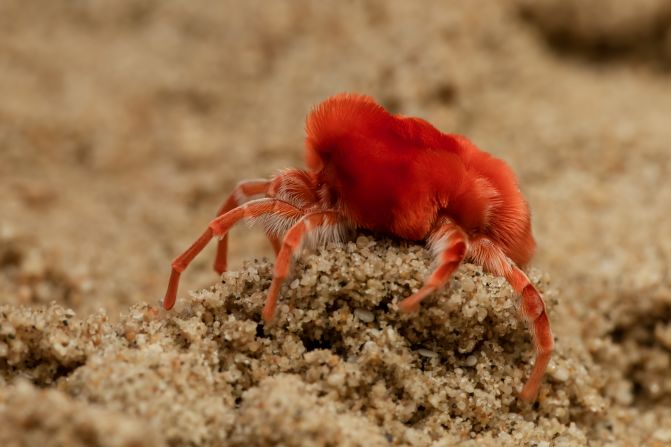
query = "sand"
xmin=0 ymin=240 xmax=604 ymax=446
xmin=1 ymin=0 xmax=671 ymax=445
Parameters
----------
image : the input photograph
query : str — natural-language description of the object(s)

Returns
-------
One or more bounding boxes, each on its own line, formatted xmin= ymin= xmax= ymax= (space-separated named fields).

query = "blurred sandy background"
xmin=1 ymin=0 xmax=671 ymax=444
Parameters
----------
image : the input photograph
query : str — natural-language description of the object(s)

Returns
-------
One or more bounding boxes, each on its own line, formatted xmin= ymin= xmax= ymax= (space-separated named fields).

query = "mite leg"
xmin=398 ymin=219 xmax=468 ymax=313
xmin=469 ymin=238 xmax=554 ymax=402
xmin=213 ymin=179 xmax=272 ymax=274
xmin=262 ymin=212 xmax=341 ymax=323
xmin=507 ymin=266 xmax=554 ymax=402
xmin=269 ymin=236 xmax=282 ymax=255
xmin=164 ymin=199 xmax=302 ymax=310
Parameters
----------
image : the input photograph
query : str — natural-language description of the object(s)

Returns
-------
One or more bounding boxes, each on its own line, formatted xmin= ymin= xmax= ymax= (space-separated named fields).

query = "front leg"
xmin=262 ymin=211 xmax=342 ymax=323
xmin=164 ymin=199 xmax=302 ymax=310
xmin=213 ymin=179 xmax=273 ymax=274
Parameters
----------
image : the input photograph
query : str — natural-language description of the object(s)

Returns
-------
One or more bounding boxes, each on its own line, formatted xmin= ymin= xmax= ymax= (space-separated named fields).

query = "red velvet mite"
xmin=163 ymin=93 xmax=554 ymax=402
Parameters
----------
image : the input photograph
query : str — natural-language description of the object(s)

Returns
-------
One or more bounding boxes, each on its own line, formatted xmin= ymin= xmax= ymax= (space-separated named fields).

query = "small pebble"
xmin=418 ymin=348 xmax=438 ymax=358
xmin=354 ymin=308 xmax=374 ymax=323
xmin=553 ymin=366 xmax=570 ymax=382
xmin=461 ymin=277 xmax=476 ymax=293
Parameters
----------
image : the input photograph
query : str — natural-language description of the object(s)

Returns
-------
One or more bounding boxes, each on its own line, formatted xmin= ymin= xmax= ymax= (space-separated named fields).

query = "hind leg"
xmin=469 ymin=238 xmax=554 ymax=402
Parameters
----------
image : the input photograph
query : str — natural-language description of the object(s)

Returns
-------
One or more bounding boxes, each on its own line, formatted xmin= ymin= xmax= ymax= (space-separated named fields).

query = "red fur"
xmin=164 ymin=93 xmax=552 ymax=402
xmin=305 ymin=93 xmax=535 ymax=265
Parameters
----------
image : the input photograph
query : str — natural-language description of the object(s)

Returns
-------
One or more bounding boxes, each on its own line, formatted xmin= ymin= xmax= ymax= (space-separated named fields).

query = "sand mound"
xmin=1 ymin=239 xmax=614 ymax=445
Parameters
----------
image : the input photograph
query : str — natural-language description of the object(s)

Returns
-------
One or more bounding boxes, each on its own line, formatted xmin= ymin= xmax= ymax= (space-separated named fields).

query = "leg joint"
xmin=521 ymin=285 xmax=545 ymax=321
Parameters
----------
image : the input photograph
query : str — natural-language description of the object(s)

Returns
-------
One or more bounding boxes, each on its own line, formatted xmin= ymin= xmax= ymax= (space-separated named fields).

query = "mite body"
xmin=163 ymin=93 xmax=553 ymax=402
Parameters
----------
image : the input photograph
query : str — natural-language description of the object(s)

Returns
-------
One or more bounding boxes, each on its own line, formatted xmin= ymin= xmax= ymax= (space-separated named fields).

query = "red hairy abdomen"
xmin=305 ymin=94 xmax=535 ymax=264
xmin=450 ymin=136 xmax=536 ymax=266
xmin=306 ymin=94 xmax=465 ymax=240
